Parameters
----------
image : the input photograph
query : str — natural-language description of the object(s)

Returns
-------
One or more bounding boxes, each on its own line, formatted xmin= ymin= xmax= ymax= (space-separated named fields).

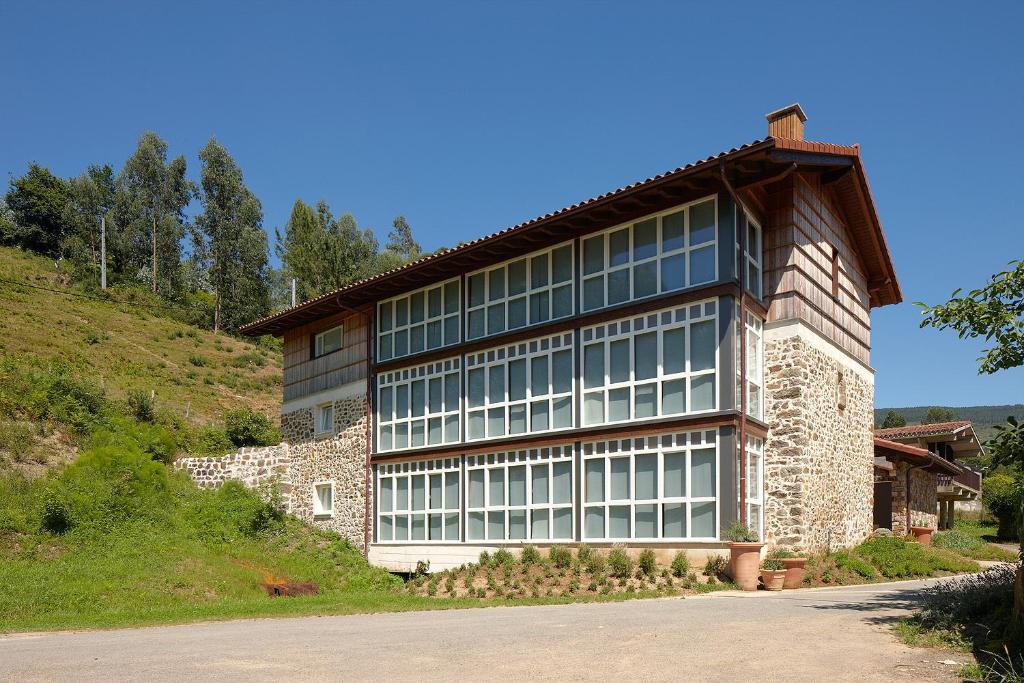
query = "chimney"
xmin=766 ymin=103 xmax=807 ymax=140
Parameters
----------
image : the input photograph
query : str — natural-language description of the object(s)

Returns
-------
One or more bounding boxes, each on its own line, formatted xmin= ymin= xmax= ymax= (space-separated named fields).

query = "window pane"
xmin=553 ymin=507 xmax=573 ymax=538
xmin=509 ymin=510 xmax=527 ymax=540
xmin=552 ymin=349 xmax=572 ymax=394
xmin=529 ymin=291 xmax=549 ymax=324
xmin=469 ymin=469 xmax=485 ymax=507
xmin=583 ymin=277 xmax=604 ymax=311
xmin=609 ymin=506 xmax=630 ymax=538
xmin=552 ymin=396 xmax=572 ymax=428
xmin=635 ymin=453 xmax=657 ymax=500
xmin=530 ymin=400 xmax=549 ymax=431
xmin=509 ymin=404 xmax=526 ymax=434
xmin=633 ymin=218 xmax=657 ymax=261
xmin=552 ymin=285 xmax=573 ymax=319
xmin=583 ymin=392 xmax=604 ymax=425
xmin=394 ymin=329 xmax=408 ymax=357
xmin=487 ymin=407 xmax=505 ymax=437
xmin=428 ymin=286 xmax=442 ymax=318
xmin=468 ymin=309 xmax=485 ymax=339
xmin=508 ymin=259 xmax=527 ymax=295
xmin=634 ymin=383 xmax=656 ymax=418
xmin=409 ymin=292 xmax=424 ymax=324
xmin=444 ymin=414 xmax=459 ymax=442
xmin=487 ymin=511 xmax=505 ymax=540
xmin=428 ymin=377 xmax=442 ymax=414
xmin=487 ymin=303 xmax=505 ymax=335
xmin=411 ymin=420 xmax=424 ymax=447
xmin=488 ymin=365 xmax=505 ymax=403
xmin=552 ymin=245 xmax=572 ymax=283
xmin=585 ymin=459 xmax=605 ymax=503
xmin=662 ymin=378 xmax=686 ymax=415
xmin=379 ymin=386 xmax=393 ymax=422
xmin=689 ymin=200 xmax=716 ymax=245
xmin=583 ymin=236 xmax=604 ymax=275
xmin=691 ymin=320 xmax=716 ymax=371
xmin=380 ymin=425 xmax=392 ymax=451
xmin=410 ymin=324 xmax=425 ymax=354
xmin=445 ymin=471 xmax=459 ymax=509
xmin=411 ymin=380 xmax=425 ymax=417
xmin=468 ymin=511 xmax=485 ymax=540
xmin=429 ymin=474 xmax=443 ymax=510
xmin=552 ymin=461 xmax=572 ymax=504
xmin=530 ymin=253 xmax=549 ymax=289
xmin=663 ymin=327 xmax=686 ymax=375
xmin=663 ymin=211 xmax=685 ymax=251
xmin=488 ymin=267 xmax=505 ymax=301
xmin=660 ymin=253 xmax=685 ymax=291
xmin=634 ymin=261 xmax=657 ymax=298
xmin=395 ymin=423 xmax=408 ymax=449
xmin=691 ymin=448 xmax=716 ymax=498
xmin=663 ymin=503 xmax=686 ymax=538
xmin=610 ymin=457 xmax=630 ymax=500
xmin=509 ymin=466 xmax=527 ymax=506
xmin=531 ymin=465 xmax=549 ymax=504
xmin=395 ymin=298 xmax=408 ymax=326
xmin=508 ymin=297 xmax=527 ymax=329
xmin=664 ymin=452 xmax=686 ymax=497
xmin=691 ymin=502 xmax=716 ymax=538
xmin=426 ymin=320 xmax=442 ymax=349
xmin=583 ymin=343 xmax=604 ymax=389
xmin=609 ymin=339 xmax=630 ymax=384
xmin=468 ymin=368 xmax=485 ymax=408
xmin=444 ymin=373 xmax=459 ymax=411
xmin=634 ymin=331 xmax=657 ymax=381
xmin=380 ymin=515 xmax=393 ymax=541
xmin=585 ymin=507 xmax=605 ymax=538
xmin=411 ymin=475 xmax=425 ymax=510
xmin=445 ymin=512 xmax=459 ymax=540
xmin=380 ymin=302 xmax=393 ymax=332
xmin=488 ymin=468 xmax=505 ymax=506
xmin=531 ymin=355 xmax=549 ymax=396
xmin=508 ymin=359 xmax=527 ymax=401
xmin=444 ymin=281 xmax=459 ymax=313
xmin=691 ymin=374 xmax=715 ymax=411
xmin=468 ymin=410 xmax=485 ymax=439
xmin=444 ymin=315 xmax=459 ymax=345
xmin=635 ymin=504 xmax=657 ymax=538
xmin=609 ymin=228 xmax=629 ymax=267
xmin=468 ymin=273 xmax=485 ymax=307
xmin=531 ymin=509 xmax=549 ymax=539
xmin=608 ymin=387 xmax=630 ymax=421
xmin=607 ymin=268 xmax=630 ymax=305
xmin=395 ymin=514 xmax=409 ymax=540
xmin=690 ymin=245 xmax=716 ymax=284
xmin=380 ymin=477 xmax=393 ymax=512
xmin=379 ymin=333 xmax=393 ymax=361
xmin=395 ymin=384 xmax=409 ymax=418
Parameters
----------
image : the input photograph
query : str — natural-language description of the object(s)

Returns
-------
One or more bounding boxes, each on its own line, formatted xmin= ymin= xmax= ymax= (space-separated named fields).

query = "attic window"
xmin=836 ymin=371 xmax=847 ymax=412
xmin=830 ymin=246 xmax=840 ymax=300
xmin=314 ymin=325 xmax=343 ymax=358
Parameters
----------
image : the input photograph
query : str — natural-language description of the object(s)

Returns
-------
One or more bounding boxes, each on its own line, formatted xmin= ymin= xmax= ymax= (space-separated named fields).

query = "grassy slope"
xmin=0 ymin=247 xmax=281 ymax=427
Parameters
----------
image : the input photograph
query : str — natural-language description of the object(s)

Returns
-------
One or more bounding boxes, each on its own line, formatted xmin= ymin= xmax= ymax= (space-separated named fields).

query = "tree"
xmin=377 ymin=215 xmax=423 ymax=273
xmin=922 ymin=406 xmax=957 ymax=424
xmin=0 ymin=198 xmax=18 ymax=246
xmin=5 ymin=163 xmax=73 ymax=257
xmin=116 ymin=132 xmax=195 ymax=295
xmin=880 ymin=410 xmax=907 ymax=429
xmin=66 ymin=164 xmax=117 ymax=283
xmin=195 ymin=138 xmax=271 ymax=333
xmin=918 ymin=258 xmax=1024 ymax=633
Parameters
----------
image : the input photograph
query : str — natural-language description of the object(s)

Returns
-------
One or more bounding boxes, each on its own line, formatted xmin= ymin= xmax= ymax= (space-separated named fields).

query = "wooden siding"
xmin=282 ymin=310 xmax=369 ymax=402
xmin=763 ymin=172 xmax=872 ymax=365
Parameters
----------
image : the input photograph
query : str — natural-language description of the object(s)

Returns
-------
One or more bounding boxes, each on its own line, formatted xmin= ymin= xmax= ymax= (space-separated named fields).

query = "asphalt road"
xmin=0 ymin=579 xmax=967 ymax=682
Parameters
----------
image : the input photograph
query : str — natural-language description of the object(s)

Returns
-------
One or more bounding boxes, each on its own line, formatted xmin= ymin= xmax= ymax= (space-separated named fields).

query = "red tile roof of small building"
xmin=873 ymin=437 xmax=963 ymax=475
xmin=874 ymin=421 xmax=973 ymax=440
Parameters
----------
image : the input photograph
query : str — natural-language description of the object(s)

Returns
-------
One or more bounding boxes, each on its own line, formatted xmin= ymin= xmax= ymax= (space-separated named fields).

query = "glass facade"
xmin=377 ymin=457 xmax=461 ymax=542
xmin=377 ymin=358 xmax=461 ymax=452
xmin=378 ymin=279 xmax=461 ymax=362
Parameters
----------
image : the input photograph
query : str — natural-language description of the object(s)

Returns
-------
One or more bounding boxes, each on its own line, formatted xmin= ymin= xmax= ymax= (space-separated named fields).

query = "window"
xmin=581 ymin=196 xmax=717 ymax=312
xmin=377 ymin=358 xmax=460 ymax=452
xmin=316 ymin=403 xmax=334 ymax=434
xmin=466 ymin=446 xmax=574 ymax=541
xmin=744 ymin=217 xmax=762 ymax=299
xmin=745 ymin=313 xmax=763 ymax=420
xmin=313 ymin=482 xmax=334 ymax=516
xmin=465 ymin=332 xmax=574 ymax=441
xmin=466 ymin=243 xmax=574 ymax=340
xmin=314 ymin=325 xmax=343 ymax=357
xmin=581 ymin=300 xmax=718 ymax=426
xmin=830 ymin=245 xmax=840 ymax=299
xmin=378 ymin=279 xmax=460 ymax=362
xmin=744 ymin=436 xmax=764 ymax=540
xmin=582 ymin=430 xmax=719 ymax=540
xmin=377 ymin=458 xmax=460 ymax=542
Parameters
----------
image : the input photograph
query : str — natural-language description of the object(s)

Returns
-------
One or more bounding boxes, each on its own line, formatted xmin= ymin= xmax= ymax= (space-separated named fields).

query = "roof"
xmin=241 ymin=134 xmax=901 ymax=337
xmin=873 ymin=437 xmax=963 ymax=476
xmin=874 ymin=421 xmax=973 ymax=440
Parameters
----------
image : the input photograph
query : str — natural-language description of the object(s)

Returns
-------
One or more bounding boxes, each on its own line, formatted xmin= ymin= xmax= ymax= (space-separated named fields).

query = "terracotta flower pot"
xmin=760 ymin=569 xmax=787 ymax=591
xmin=910 ymin=526 xmax=934 ymax=546
xmin=780 ymin=557 xmax=807 ymax=589
xmin=728 ymin=542 xmax=764 ymax=591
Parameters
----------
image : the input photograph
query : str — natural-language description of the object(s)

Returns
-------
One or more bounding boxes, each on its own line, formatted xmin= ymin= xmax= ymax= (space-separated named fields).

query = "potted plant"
xmin=760 ymin=559 xmax=787 ymax=591
xmin=723 ymin=521 xmax=763 ymax=591
xmin=909 ymin=519 xmax=935 ymax=546
xmin=769 ymin=549 xmax=808 ymax=589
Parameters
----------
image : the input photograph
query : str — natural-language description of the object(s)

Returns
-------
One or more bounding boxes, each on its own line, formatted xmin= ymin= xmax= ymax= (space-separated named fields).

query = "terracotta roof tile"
xmin=874 ymin=421 xmax=973 ymax=440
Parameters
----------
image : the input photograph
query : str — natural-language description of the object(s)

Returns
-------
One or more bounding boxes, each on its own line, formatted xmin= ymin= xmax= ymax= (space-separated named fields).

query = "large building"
xmin=180 ymin=105 xmax=901 ymax=570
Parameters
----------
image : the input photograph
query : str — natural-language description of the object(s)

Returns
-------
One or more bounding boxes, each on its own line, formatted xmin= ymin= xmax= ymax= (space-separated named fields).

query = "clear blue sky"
xmin=2 ymin=1 xmax=1022 ymax=409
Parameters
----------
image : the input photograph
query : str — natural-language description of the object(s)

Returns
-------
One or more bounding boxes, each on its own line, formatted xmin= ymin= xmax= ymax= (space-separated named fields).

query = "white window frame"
xmin=744 ymin=216 xmax=763 ymax=299
xmin=376 ymin=458 xmax=461 ymax=543
xmin=744 ymin=312 xmax=764 ymax=421
xmin=580 ymin=300 xmax=719 ymax=427
xmin=581 ymin=429 xmax=720 ymax=542
xmin=313 ymin=481 xmax=334 ymax=517
xmin=466 ymin=241 xmax=574 ymax=340
xmin=376 ymin=357 xmax=461 ymax=452
xmin=465 ymin=446 xmax=574 ymax=542
xmin=377 ymin=278 xmax=460 ymax=362
xmin=465 ymin=332 xmax=574 ymax=441
xmin=744 ymin=435 xmax=765 ymax=541
xmin=581 ymin=195 xmax=719 ymax=313
xmin=314 ymin=325 xmax=343 ymax=358
xmin=316 ymin=402 xmax=335 ymax=435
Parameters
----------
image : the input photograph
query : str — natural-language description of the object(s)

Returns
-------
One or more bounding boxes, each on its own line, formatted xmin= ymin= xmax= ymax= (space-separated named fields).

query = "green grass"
xmin=853 ymin=537 xmax=978 ymax=579
xmin=934 ymin=527 xmax=1018 ymax=562
xmin=954 ymin=519 xmax=1008 ymax=546
xmin=893 ymin=618 xmax=971 ymax=652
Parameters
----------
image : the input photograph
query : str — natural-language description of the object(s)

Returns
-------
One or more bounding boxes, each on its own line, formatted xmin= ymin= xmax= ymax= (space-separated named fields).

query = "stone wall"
xmin=176 ymin=392 xmax=371 ymax=552
xmin=763 ymin=326 xmax=874 ymax=552
xmin=889 ymin=462 xmax=938 ymax=536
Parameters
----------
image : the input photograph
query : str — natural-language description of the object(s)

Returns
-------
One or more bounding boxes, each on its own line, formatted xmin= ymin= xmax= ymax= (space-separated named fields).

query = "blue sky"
xmin=2 ymin=1 xmax=1022 ymax=409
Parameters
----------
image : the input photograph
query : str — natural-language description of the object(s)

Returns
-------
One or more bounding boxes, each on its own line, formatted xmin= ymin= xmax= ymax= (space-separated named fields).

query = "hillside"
xmin=874 ymin=405 xmax=1024 ymax=443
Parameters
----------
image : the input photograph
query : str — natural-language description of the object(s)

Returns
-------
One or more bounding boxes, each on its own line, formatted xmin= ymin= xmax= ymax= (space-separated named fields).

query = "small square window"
xmin=317 ymin=403 xmax=334 ymax=434
xmin=314 ymin=482 xmax=334 ymax=516
xmin=314 ymin=325 xmax=343 ymax=357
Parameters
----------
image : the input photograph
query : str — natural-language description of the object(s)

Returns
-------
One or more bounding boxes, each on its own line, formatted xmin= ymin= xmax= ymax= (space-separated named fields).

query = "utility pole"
xmin=100 ymin=214 xmax=107 ymax=290
xmin=291 ymin=278 xmax=297 ymax=307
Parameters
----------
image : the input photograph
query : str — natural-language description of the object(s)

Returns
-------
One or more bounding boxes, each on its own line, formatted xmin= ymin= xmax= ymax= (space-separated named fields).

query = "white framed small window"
xmin=314 ymin=325 xmax=343 ymax=358
xmin=314 ymin=482 xmax=334 ymax=516
xmin=316 ymin=403 xmax=334 ymax=434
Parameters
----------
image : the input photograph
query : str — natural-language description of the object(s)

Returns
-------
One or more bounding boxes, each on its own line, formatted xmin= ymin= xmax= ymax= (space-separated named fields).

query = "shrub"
xmin=585 ymin=550 xmax=606 ymax=575
xmin=834 ymin=551 xmax=877 ymax=578
xmin=854 ymin=537 xmax=977 ymax=578
xmin=703 ymin=554 xmax=728 ymax=577
xmin=520 ymin=545 xmax=541 ymax=566
xmin=984 ymin=473 xmax=1021 ymax=540
xmin=768 ymin=548 xmax=797 ymax=559
xmin=761 ymin=558 xmax=785 ymax=570
xmin=40 ymin=493 xmax=73 ymax=534
xmin=188 ymin=354 xmax=208 ymax=367
xmin=478 ymin=551 xmax=491 ymax=567
xmin=933 ymin=528 xmax=1016 ymax=562
xmin=127 ymin=390 xmax=155 ymax=423
xmin=549 ymin=545 xmax=572 ymax=569
xmin=492 ymin=548 xmax=514 ymax=567
xmin=671 ymin=551 xmax=690 ymax=578
xmin=722 ymin=521 xmax=759 ymax=543
xmin=608 ymin=547 xmax=633 ymax=578
xmin=224 ymin=408 xmax=279 ymax=447
xmin=638 ymin=548 xmax=657 ymax=577
xmin=576 ymin=543 xmax=593 ymax=565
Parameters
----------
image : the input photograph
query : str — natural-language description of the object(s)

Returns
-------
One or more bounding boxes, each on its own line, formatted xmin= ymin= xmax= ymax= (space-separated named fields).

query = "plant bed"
xmin=768 ymin=549 xmax=808 ymax=588
xmin=759 ymin=559 xmax=786 ymax=591
xmin=799 ymin=536 xmax=980 ymax=588
xmin=722 ymin=522 xmax=763 ymax=591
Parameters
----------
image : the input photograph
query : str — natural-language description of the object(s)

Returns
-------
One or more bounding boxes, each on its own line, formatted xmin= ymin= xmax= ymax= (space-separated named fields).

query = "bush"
xmin=549 ymin=545 xmax=572 ymax=569
xmin=127 ymin=390 xmax=155 ymax=423
xmin=585 ymin=550 xmax=606 ymax=575
xmin=492 ymin=548 xmax=515 ymax=567
xmin=224 ymin=408 xmax=279 ymax=448
xmin=520 ymin=545 xmax=541 ymax=566
xmin=854 ymin=537 xmax=977 ymax=579
xmin=834 ymin=551 xmax=877 ymax=578
xmin=189 ymin=479 xmax=283 ymax=539
xmin=638 ymin=549 xmax=657 ymax=577
xmin=933 ymin=528 xmax=1017 ymax=561
xmin=722 ymin=521 xmax=759 ymax=543
xmin=40 ymin=492 xmax=73 ymax=534
xmin=703 ymin=555 xmax=728 ymax=577
xmin=984 ymin=473 xmax=1021 ymax=540
xmin=671 ymin=551 xmax=690 ymax=578
xmin=576 ymin=543 xmax=594 ymax=565
xmin=188 ymin=354 xmax=208 ymax=367
xmin=478 ymin=551 xmax=491 ymax=567
xmin=608 ymin=547 xmax=633 ymax=578
xmin=761 ymin=558 xmax=785 ymax=570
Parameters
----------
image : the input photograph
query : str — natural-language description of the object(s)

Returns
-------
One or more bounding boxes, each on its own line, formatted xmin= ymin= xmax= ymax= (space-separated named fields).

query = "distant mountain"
xmin=874 ymin=405 xmax=1024 ymax=443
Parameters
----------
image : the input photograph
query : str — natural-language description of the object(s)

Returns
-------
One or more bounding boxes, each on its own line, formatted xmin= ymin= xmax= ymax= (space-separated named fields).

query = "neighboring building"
xmin=873 ymin=421 xmax=983 ymax=532
xmin=180 ymin=105 xmax=903 ymax=570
